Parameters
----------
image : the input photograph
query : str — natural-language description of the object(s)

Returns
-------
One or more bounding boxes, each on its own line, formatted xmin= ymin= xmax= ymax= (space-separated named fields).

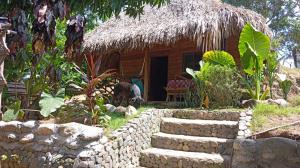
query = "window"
xmin=182 ymin=52 xmax=202 ymax=73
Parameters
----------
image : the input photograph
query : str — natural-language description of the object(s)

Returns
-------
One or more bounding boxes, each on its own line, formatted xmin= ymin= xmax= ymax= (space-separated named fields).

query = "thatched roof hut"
xmin=83 ymin=0 xmax=270 ymax=54
xmin=83 ymin=0 xmax=270 ymax=102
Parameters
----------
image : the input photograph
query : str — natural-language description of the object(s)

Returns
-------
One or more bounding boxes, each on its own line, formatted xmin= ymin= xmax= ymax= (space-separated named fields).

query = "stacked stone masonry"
xmin=2 ymin=108 xmax=295 ymax=168
xmin=0 ymin=109 xmax=173 ymax=168
xmin=139 ymin=109 xmax=243 ymax=168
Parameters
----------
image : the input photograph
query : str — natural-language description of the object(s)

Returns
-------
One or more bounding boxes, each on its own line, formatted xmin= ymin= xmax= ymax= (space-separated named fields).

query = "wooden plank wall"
xmin=120 ymin=36 xmax=240 ymax=80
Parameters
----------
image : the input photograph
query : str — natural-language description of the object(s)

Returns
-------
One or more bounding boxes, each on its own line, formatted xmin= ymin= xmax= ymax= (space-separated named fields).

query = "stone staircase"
xmin=139 ymin=110 xmax=240 ymax=168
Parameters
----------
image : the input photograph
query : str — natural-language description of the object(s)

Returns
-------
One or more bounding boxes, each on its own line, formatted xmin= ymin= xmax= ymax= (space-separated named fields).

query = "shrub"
xmin=202 ymin=64 xmax=241 ymax=108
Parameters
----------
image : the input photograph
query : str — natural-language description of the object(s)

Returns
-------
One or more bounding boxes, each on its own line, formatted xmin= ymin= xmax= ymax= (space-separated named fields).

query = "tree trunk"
xmin=0 ymin=31 xmax=9 ymax=120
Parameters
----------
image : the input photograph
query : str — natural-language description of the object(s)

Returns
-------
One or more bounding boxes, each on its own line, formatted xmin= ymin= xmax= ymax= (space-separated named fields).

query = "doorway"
xmin=149 ymin=56 xmax=168 ymax=101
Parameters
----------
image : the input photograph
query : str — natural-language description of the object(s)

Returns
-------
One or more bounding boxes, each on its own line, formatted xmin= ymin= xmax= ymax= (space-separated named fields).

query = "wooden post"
xmin=143 ymin=48 xmax=150 ymax=102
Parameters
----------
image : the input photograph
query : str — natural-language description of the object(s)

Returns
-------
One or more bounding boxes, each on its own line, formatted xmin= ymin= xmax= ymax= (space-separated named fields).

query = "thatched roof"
xmin=83 ymin=0 xmax=270 ymax=54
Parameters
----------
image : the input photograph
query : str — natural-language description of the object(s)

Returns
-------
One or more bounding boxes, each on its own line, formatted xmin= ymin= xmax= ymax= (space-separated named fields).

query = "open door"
xmin=149 ymin=56 xmax=168 ymax=101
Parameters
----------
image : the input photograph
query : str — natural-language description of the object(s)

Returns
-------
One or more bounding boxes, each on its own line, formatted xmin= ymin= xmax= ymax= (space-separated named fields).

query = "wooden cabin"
xmin=83 ymin=0 xmax=270 ymax=102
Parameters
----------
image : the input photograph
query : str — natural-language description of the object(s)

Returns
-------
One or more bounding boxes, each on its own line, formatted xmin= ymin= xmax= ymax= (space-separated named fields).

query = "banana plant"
xmin=238 ymin=23 xmax=271 ymax=100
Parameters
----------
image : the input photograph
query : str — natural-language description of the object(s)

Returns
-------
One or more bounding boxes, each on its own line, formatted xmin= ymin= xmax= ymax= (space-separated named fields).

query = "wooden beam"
xmin=143 ymin=48 xmax=150 ymax=102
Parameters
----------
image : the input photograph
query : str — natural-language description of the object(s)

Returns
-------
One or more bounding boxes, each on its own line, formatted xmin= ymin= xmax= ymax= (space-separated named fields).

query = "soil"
xmin=252 ymin=115 xmax=300 ymax=140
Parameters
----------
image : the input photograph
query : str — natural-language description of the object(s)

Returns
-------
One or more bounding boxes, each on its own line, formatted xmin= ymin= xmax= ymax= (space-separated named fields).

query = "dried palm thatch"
xmin=83 ymin=0 xmax=271 ymax=54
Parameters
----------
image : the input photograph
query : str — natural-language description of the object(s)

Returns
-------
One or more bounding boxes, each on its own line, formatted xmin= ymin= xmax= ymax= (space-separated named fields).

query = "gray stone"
xmin=125 ymin=105 xmax=138 ymax=117
xmin=21 ymin=121 xmax=37 ymax=132
xmin=242 ymin=99 xmax=257 ymax=108
xmin=78 ymin=126 xmax=103 ymax=141
xmin=268 ymin=99 xmax=289 ymax=107
xmin=20 ymin=133 xmax=34 ymax=143
xmin=105 ymin=104 xmax=117 ymax=113
xmin=7 ymin=133 xmax=17 ymax=142
xmin=115 ymin=106 xmax=127 ymax=115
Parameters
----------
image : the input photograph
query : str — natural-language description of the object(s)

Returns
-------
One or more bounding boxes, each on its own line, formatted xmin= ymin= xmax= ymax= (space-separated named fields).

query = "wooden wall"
xmin=120 ymin=35 xmax=241 ymax=81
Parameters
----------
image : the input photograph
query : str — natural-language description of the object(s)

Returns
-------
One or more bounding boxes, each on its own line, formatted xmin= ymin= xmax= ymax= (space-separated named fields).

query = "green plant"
xmin=279 ymin=79 xmax=293 ymax=100
xmin=186 ymin=62 xmax=206 ymax=108
xmin=239 ymin=23 xmax=271 ymax=100
xmin=201 ymin=64 xmax=241 ymax=108
xmin=2 ymin=100 xmax=24 ymax=122
xmin=265 ymin=52 xmax=278 ymax=98
xmin=203 ymin=50 xmax=236 ymax=68
xmin=184 ymin=88 xmax=202 ymax=108
xmin=39 ymin=88 xmax=65 ymax=117
xmin=93 ymin=97 xmax=110 ymax=127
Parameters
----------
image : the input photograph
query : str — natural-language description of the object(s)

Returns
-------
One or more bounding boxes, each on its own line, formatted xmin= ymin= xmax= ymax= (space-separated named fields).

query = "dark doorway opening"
xmin=149 ymin=56 xmax=168 ymax=101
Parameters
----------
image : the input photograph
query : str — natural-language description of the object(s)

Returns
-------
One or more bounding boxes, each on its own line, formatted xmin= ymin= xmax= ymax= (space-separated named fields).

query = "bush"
xmin=202 ymin=64 xmax=241 ymax=108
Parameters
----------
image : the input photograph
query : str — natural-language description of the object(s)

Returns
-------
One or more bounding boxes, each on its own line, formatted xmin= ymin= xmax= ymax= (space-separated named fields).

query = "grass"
xmin=251 ymin=102 xmax=300 ymax=132
xmin=107 ymin=105 xmax=154 ymax=130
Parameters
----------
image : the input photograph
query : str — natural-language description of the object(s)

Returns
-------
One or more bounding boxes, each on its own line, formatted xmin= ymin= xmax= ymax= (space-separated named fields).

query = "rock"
xmin=7 ymin=133 xmax=17 ymax=142
xmin=36 ymin=124 xmax=56 ymax=136
xmin=20 ymin=133 xmax=34 ymax=144
xmin=242 ymin=99 xmax=257 ymax=108
xmin=115 ymin=106 xmax=127 ymax=115
xmin=105 ymin=104 xmax=117 ymax=113
xmin=2 ymin=121 xmax=22 ymax=132
xmin=125 ymin=105 xmax=138 ymax=117
xmin=79 ymin=126 xmax=103 ymax=141
xmin=21 ymin=121 xmax=37 ymax=132
xmin=267 ymin=99 xmax=289 ymax=107
xmin=58 ymin=123 xmax=79 ymax=137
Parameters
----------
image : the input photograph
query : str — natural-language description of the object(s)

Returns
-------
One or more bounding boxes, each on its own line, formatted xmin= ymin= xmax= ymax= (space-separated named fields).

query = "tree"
xmin=223 ymin=0 xmax=300 ymax=61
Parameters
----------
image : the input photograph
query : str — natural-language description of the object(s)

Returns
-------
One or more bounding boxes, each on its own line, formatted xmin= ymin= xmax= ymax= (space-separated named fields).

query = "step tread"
xmin=153 ymin=132 xmax=234 ymax=142
xmin=142 ymin=148 xmax=229 ymax=162
xmin=162 ymin=117 xmax=238 ymax=126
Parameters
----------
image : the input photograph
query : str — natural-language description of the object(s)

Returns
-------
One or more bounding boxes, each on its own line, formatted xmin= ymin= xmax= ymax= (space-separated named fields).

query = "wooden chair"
xmin=165 ymin=79 xmax=194 ymax=102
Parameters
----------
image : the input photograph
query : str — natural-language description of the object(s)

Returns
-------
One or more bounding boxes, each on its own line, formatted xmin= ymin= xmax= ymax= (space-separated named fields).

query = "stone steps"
xmin=151 ymin=133 xmax=234 ymax=155
xmin=140 ymin=148 xmax=231 ymax=168
xmin=160 ymin=118 xmax=238 ymax=139
xmin=139 ymin=110 xmax=242 ymax=168
xmin=172 ymin=110 xmax=241 ymax=121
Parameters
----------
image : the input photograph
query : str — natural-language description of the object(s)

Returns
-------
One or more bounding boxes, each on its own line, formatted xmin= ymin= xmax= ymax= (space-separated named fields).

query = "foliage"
xmin=203 ymin=51 xmax=236 ymax=68
xmin=239 ymin=23 xmax=271 ymax=100
xmin=265 ymin=52 xmax=278 ymax=98
xmin=184 ymin=89 xmax=202 ymax=108
xmin=186 ymin=62 xmax=206 ymax=108
xmin=223 ymin=0 xmax=300 ymax=60
xmin=0 ymin=0 xmax=168 ymax=20
xmin=2 ymin=100 xmax=24 ymax=122
xmin=93 ymin=97 xmax=110 ymax=127
xmin=201 ymin=64 xmax=241 ymax=108
xmin=39 ymin=88 xmax=65 ymax=117
xmin=279 ymin=80 xmax=293 ymax=100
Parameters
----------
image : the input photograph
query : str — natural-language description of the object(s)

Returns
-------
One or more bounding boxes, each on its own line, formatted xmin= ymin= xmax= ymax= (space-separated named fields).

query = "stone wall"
xmin=232 ymin=137 xmax=300 ymax=168
xmin=236 ymin=109 xmax=253 ymax=139
xmin=0 ymin=109 xmax=173 ymax=168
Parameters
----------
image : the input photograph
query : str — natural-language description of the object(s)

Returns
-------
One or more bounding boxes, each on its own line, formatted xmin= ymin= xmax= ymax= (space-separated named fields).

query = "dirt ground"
xmin=253 ymin=115 xmax=300 ymax=140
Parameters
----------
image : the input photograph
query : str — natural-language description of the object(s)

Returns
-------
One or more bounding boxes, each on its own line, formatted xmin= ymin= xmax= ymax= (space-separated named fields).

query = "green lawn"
xmin=251 ymin=97 xmax=300 ymax=132
xmin=107 ymin=105 xmax=154 ymax=130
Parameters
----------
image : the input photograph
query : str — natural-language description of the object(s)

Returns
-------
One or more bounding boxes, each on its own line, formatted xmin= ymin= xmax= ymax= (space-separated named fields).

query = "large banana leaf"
xmin=238 ymin=23 xmax=270 ymax=75
xmin=203 ymin=51 xmax=236 ymax=68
